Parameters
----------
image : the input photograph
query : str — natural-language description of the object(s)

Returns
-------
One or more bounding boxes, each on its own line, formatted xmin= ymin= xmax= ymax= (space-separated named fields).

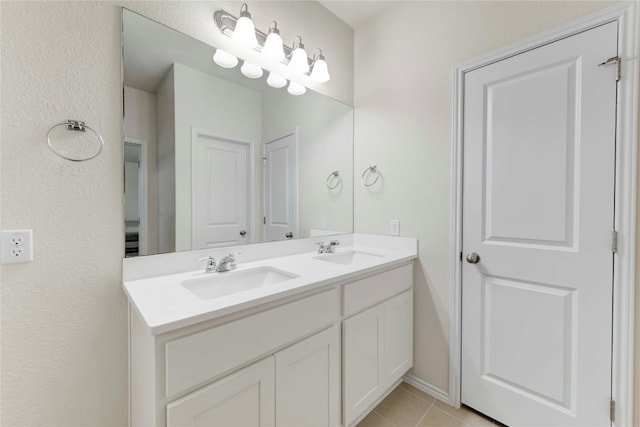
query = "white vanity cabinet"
xmin=129 ymin=261 xmax=414 ymax=427
xmin=167 ymin=356 xmax=276 ymax=426
xmin=166 ymin=325 xmax=340 ymax=427
xmin=342 ymin=265 xmax=414 ymax=426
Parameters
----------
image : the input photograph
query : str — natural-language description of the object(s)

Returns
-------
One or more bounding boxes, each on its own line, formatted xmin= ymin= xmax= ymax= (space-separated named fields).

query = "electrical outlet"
xmin=390 ymin=220 xmax=400 ymax=236
xmin=1 ymin=230 xmax=33 ymax=264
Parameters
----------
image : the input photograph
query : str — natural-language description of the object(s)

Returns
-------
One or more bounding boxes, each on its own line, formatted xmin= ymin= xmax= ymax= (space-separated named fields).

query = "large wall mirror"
xmin=122 ymin=9 xmax=353 ymax=257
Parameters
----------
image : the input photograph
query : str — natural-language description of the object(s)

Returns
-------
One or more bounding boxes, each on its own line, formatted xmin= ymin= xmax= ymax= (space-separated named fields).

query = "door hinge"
xmin=610 ymin=399 xmax=615 ymax=422
xmin=598 ymin=56 xmax=621 ymax=81
xmin=459 ymin=251 xmax=463 ymax=261
xmin=612 ymin=230 xmax=618 ymax=253
xmin=263 ymin=216 xmax=266 ymax=225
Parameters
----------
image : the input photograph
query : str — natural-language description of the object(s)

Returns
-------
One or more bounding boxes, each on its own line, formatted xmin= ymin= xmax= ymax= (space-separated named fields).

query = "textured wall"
xmin=0 ymin=1 xmax=353 ymax=425
xmin=353 ymin=0 xmax=618 ymax=393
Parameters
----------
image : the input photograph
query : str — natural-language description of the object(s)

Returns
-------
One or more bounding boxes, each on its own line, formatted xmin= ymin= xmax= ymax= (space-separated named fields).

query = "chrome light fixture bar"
xmin=213 ymin=4 xmax=330 ymax=94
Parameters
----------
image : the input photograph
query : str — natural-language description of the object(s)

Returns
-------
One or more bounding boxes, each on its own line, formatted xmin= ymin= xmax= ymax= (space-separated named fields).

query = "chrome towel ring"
xmin=362 ymin=165 xmax=380 ymax=187
xmin=47 ymin=119 xmax=104 ymax=162
xmin=326 ymin=171 xmax=341 ymax=189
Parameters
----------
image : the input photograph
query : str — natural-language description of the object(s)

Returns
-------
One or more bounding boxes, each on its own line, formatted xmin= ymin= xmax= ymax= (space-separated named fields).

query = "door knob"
xmin=285 ymin=232 xmax=293 ymax=239
xmin=239 ymin=230 xmax=246 ymax=237
xmin=466 ymin=252 xmax=480 ymax=264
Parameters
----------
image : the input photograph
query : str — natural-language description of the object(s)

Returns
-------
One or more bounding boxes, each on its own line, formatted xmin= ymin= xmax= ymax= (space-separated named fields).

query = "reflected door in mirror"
xmin=193 ymin=132 xmax=249 ymax=248
xmin=264 ymin=132 xmax=297 ymax=242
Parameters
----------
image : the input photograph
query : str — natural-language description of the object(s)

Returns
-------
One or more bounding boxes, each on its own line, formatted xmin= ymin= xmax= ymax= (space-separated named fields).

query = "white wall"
xmin=0 ymin=2 xmax=353 ymax=425
xmin=124 ymin=86 xmax=159 ymax=254
xmin=173 ymin=62 xmax=263 ymax=251
xmin=353 ymin=0 xmax=620 ymax=396
xmin=157 ymin=67 xmax=176 ymax=254
xmin=262 ymin=89 xmax=354 ymax=238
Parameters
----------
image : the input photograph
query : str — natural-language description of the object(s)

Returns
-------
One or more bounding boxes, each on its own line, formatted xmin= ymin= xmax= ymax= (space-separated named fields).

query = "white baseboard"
xmin=402 ymin=374 xmax=453 ymax=406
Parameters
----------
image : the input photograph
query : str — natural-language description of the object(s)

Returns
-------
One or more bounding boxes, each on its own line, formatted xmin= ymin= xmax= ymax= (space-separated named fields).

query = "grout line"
xmin=399 ymin=383 xmax=437 ymax=405
xmin=413 ymin=400 xmax=435 ymax=427
xmin=372 ymin=410 xmax=398 ymax=427
xmin=433 ymin=403 xmax=479 ymax=427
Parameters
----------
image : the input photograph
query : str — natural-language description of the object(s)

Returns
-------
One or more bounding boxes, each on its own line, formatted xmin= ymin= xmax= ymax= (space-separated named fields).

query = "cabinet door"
xmin=343 ymin=305 xmax=385 ymax=426
xmin=166 ymin=356 xmax=275 ymax=427
xmin=383 ymin=290 xmax=413 ymax=388
xmin=275 ymin=325 xmax=340 ymax=427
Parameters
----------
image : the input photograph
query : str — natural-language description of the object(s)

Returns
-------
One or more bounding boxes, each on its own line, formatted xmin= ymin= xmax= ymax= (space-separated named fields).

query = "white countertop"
xmin=123 ymin=235 xmax=417 ymax=335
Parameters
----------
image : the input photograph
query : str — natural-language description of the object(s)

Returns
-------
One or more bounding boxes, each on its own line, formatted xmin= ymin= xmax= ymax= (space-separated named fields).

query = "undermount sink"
xmin=313 ymin=249 xmax=384 ymax=266
xmin=182 ymin=267 xmax=299 ymax=300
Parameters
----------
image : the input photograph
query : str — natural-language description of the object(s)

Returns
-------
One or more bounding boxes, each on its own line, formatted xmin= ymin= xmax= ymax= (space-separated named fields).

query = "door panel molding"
xmin=450 ymin=3 xmax=638 ymax=426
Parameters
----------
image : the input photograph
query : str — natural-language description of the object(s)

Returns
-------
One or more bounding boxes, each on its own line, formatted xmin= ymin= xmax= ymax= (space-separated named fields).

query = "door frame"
xmin=124 ymin=138 xmax=149 ymax=256
xmin=262 ymin=129 xmax=299 ymax=242
xmin=449 ymin=3 xmax=639 ymax=425
xmin=191 ymin=127 xmax=255 ymax=248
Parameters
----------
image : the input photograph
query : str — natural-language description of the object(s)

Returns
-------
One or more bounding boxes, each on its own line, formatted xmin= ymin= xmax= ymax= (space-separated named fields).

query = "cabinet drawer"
xmin=165 ymin=288 xmax=339 ymax=398
xmin=343 ymin=264 xmax=412 ymax=317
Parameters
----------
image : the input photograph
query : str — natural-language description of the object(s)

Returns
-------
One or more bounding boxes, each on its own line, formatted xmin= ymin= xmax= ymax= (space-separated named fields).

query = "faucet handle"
xmin=329 ymin=240 xmax=340 ymax=246
xmin=197 ymin=255 xmax=215 ymax=262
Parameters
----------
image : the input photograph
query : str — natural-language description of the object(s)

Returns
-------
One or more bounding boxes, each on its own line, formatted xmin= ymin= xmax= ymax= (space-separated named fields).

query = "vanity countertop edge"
xmin=123 ymin=234 xmax=418 ymax=336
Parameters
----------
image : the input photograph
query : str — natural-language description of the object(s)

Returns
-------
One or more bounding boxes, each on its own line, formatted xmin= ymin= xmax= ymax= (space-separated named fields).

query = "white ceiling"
xmin=318 ymin=1 xmax=393 ymax=29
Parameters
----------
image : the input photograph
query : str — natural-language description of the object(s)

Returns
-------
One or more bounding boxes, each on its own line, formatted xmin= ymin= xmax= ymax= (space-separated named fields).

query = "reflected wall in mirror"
xmin=122 ymin=9 xmax=354 ymax=257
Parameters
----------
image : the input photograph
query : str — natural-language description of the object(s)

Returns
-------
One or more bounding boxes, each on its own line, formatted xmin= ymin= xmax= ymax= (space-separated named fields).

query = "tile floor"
xmin=357 ymin=382 xmax=504 ymax=427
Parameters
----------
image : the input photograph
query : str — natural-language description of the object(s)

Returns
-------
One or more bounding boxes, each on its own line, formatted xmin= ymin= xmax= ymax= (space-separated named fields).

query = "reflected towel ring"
xmin=47 ymin=120 xmax=104 ymax=162
xmin=326 ymin=171 xmax=341 ymax=190
xmin=361 ymin=165 xmax=379 ymax=187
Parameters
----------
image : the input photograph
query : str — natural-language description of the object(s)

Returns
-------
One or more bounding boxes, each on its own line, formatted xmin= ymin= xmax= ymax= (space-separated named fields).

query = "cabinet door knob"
xmin=240 ymin=230 xmax=246 ymax=237
xmin=285 ymin=232 xmax=293 ymax=239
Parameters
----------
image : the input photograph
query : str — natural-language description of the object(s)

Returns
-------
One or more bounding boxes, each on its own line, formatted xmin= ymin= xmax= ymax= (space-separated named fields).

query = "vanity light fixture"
xmin=267 ymin=72 xmax=287 ymax=88
xmin=309 ymin=49 xmax=330 ymax=83
xmin=230 ymin=3 xmax=258 ymax=49
xmin=288 ymin=37 xmax=310 ymax=74
xmin=287 ymin=81 xmax=307 ymax=96
xmin=262 ymin=22 xmax=286 ymax=63
xmin=213 ymin=4 xmax=331 ymax=95
xmin=241 ymin=61 xmax=263 ymax=79
xmin=213 ymin=49 xmax=239 ymax=68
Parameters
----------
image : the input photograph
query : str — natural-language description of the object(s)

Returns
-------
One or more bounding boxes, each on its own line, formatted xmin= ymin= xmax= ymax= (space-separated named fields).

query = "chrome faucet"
xmin=197 ymin=253 xmax=238 ymax=273
xmin=198 ymin=256 xmax=217 ymax=273
xmin=217 ymin=253 xmax=237 ymax=272
xmin=317 ymin=240 xmax=340 ymax=254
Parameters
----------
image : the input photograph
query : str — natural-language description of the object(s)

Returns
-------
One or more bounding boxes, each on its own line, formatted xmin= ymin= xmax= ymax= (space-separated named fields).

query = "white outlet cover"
xmin=1 ymin=230 xmax=33 ymax=264
xmin=390 ymin=220 xmax=400 ymax=236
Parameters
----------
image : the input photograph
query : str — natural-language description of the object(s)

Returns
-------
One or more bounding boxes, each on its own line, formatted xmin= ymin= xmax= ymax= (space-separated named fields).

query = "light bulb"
xmin=213 ymin=49 xmax=238 ymax=68
xmin=241 ymin=61 xmax=263 ymax=79
xmin=288 ymin=37 xmax=310 ymax=74
xmin=310 ymin=57 xmax=330 ymax=83
xmin=262 ymin=22 xmax=285 ymax=63
xmin=231 ymin=5 xmax=258 ymax=49
xmin=267 ymin=72 xmax=287 ymax=88
xmin=287 ymin=81 xmax=306 ymax=96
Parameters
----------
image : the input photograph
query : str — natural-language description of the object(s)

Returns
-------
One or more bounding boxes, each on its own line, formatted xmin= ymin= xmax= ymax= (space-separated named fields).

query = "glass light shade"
xmin=241 ymin=61 xmax=263 ymax=79
xmin=232 ymin=16 xmax=258 ymax=48
xmin=310 ymin=58 xmax=330 ymax=83
xmin=213 ymin=49 xmax=238 ymax=68
xmin=288 ymin=47 xmax=310 ymax=74
xmin=262 ymin=32 xmax=286 ymax=63
xmin=267 ymin=72 xmax=287 ymax=88
xmin=287 ymin=81 xmax=306 ymax=96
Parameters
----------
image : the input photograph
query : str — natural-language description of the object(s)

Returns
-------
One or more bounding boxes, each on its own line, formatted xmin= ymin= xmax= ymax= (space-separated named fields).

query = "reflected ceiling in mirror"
xmin=122 ymin=9 xmax=353 ymax=257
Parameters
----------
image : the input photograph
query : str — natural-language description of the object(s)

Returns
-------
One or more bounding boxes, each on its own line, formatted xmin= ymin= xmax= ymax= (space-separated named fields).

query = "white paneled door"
xmin=264 ymin=132 xmax=297 ymax=242
xmin=461 ymin=22 xmax=618 ymax=426
xmin=192 ymin=131 xmax=250 ymax=248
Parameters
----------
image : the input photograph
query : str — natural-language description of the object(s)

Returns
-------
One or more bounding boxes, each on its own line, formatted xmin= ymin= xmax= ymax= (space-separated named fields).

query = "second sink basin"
xmin=182 ymin=267 xmax=299 ymax=300
xmin=313 ymin=249 xmax=384 ymax=266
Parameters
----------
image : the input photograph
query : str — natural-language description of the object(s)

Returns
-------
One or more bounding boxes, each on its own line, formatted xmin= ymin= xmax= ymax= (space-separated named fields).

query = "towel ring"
xmin=326 ymin=171 xmax=341 ymax=190
xmin=47 ymin=120 xmax=104 ymax=162
xmin=361 ymin=165 xmax=380 ymax=187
